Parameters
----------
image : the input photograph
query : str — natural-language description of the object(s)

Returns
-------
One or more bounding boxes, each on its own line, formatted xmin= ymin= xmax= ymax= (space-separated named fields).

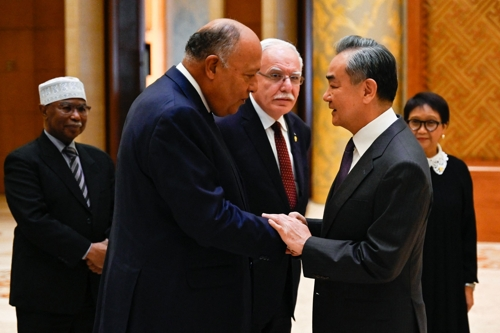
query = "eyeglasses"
xmin=257 ymin=71 xmax=304 ymax=86
xmin=407 ymin=119 xmax=442 ymax=132
xmin=55 ymin=102 xmax=91 ymax=115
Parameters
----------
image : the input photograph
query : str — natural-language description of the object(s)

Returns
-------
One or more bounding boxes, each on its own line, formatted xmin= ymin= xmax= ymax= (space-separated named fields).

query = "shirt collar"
xmin=353 ymin=108 xmax=398 ymax=157
xmin=176 ymin=63 xmax=211 ymax=113
xmin=44 ymin=130 xmax=76 ymax=153
xmin=250 ymin=94 xmax=288 ymax=132
xmin=428 ymin=143 xmax=448 ymax=175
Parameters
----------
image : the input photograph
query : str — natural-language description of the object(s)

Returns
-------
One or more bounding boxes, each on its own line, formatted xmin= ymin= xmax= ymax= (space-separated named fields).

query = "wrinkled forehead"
xmin=261 ymin=47 xmax=301 ymax=72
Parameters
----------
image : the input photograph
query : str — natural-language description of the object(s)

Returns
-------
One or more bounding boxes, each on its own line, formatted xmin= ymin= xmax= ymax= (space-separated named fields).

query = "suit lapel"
xmin=239 ymin=102 xmax=291 ymax=208
xmin=166 ymin=67 xmax=249 ymax=209
xmin=321 ymin=118 xmax=407 ymax=236
xmin=38 ymin=134 xmax=91 ymax=211
xmin=166 ymin=66 xmax=208 ymax=115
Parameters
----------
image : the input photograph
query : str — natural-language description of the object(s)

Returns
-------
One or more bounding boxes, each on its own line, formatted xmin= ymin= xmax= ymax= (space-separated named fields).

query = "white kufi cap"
xmin=38 ymin=76 xmax=86 ymax=105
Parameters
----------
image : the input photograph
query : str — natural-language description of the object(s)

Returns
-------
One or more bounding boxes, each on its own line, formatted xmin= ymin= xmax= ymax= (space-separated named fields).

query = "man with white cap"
xmin=4 ymin=76 xmax=115 ymax=333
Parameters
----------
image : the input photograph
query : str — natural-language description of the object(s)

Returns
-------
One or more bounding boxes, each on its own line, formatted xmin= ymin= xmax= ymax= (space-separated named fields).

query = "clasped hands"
xmin=85 ymin=238 xmax=108 ymax=274
xmin=262 ymin=212 xmax=311 ymax=256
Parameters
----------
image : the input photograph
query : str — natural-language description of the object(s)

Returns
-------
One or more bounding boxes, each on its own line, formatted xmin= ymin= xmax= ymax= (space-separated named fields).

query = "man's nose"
xmin=70 ymin=109 xmax=82 ymax=120
xmin=280 ymin=77 xmax=293 ymax=91
xmin=322 ymin=91 xmax=331 ymax=102
xmin=249 ymin=76 xmax=258 ymax=93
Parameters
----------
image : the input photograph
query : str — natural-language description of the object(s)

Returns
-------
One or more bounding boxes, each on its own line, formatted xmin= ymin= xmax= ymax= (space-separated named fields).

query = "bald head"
xmin=182 ymin=19 xmax=261 ymax=117
xmin=184 ymin=18 xmax=258 ymax=67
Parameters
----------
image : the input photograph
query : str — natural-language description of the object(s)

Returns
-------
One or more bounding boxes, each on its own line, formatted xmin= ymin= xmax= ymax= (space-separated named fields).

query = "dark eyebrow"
xmin=60 ymin=101 xmax=87 ymax=106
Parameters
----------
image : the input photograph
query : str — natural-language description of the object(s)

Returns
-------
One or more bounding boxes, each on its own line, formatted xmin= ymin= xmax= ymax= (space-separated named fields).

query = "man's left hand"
xmin=85 ymin=239 xmax=108 ymax=274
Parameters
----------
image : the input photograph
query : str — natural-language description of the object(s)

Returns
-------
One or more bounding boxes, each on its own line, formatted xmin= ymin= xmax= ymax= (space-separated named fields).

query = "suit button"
xmin=86 ymin=218 xmax=91 ymax=224
xmin=58 ymin=257 xmax=68 ymax=264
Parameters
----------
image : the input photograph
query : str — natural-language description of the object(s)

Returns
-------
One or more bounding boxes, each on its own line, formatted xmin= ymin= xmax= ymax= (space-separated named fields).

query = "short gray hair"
xmin=184 ymin=22 xmax=241 ymax=67
xmin=260 ymin=38 xmax=303 ymax=72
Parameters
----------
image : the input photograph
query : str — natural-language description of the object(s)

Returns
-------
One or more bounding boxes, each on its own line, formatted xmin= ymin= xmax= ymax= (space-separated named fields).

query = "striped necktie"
xmin=63 ymin=146 xmax=90 ymax=207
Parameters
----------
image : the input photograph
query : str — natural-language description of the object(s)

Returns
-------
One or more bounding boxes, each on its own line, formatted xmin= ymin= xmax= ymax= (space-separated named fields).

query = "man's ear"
xmin=39 ymin=104 xmax=48 ymax=118
xmin=362 ymin=78 xmax=377 ymax=103
xmin=205 ymin=55 xmax=220 ymax=80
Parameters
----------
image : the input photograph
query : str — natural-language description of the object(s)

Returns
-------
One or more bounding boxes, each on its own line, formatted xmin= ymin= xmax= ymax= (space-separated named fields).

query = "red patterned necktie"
xmin=271 ymin=122 xmax=297 ymax=210
xmin=333 ymin=138 xmax=355 ymax=192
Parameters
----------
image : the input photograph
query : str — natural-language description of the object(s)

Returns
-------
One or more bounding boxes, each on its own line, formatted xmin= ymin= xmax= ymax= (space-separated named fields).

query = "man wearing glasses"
xmin=217 ymin=38 xmax=311 ymax=333
xmin=263 ymin=36 xmax=432 ymax=333
xmin=4 ymin=76 xmax=115 ymax=333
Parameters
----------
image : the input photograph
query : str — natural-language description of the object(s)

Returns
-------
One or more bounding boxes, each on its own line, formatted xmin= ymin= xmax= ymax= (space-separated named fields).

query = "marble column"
xmin=65 ymin=0 xmax=106 ymax=150
xmin=261 ymin=0 xmax=298 ymax=44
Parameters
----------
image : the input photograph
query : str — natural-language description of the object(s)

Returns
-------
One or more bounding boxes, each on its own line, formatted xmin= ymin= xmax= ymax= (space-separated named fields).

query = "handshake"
xmin=262 ymin=212 xmax=312 ymax=256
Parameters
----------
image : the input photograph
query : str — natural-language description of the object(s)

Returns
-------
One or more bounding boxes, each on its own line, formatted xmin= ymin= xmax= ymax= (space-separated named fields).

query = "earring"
xmin=441 ymin=134 xmax=445 ymax=139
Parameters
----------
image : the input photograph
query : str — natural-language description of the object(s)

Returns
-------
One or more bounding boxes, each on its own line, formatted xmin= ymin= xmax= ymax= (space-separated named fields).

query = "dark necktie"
xmin=271 ymin=122 xmax=297 ymax=210
xmin=333 ymin=138 xmax=355 ymax=192
xmin=63 ymin=146 xmax=90 ymax=207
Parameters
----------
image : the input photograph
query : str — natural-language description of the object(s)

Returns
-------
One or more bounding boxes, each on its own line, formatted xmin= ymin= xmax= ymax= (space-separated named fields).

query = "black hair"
xmin=403 ymin=92 xmax=450 ymax=124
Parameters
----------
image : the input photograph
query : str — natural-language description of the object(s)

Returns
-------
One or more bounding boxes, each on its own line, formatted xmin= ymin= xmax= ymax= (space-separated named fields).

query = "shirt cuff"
xmin=82 ymin=244 xmax=92 ymax=259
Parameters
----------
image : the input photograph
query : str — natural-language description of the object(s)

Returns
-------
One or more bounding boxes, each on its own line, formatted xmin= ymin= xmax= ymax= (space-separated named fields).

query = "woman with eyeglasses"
xmin=404 ymin=92 xmax=478 ymax=333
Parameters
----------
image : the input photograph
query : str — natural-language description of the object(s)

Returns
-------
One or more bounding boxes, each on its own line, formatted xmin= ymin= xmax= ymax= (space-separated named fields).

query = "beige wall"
xmin=145 ymin=0 xmax=167 ymax=86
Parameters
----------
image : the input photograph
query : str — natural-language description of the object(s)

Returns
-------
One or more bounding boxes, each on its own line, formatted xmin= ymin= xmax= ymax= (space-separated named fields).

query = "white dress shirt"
xmin=350 ymin=108 xmax=398 ymax=171
xmin=250 ymin=94 xmax=296 ymax=178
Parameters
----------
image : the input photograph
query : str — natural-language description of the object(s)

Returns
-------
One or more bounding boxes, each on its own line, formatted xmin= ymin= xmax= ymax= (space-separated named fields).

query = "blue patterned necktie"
xmin=63 ymin=146 xmax=90 ymax=207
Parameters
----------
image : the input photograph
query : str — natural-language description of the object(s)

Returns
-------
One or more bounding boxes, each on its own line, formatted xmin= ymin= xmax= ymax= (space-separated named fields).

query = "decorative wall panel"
xmin=426 ymin=0 xmax=500 ymax=160
xmin=311 ymin=0 xmax=403 ymax=202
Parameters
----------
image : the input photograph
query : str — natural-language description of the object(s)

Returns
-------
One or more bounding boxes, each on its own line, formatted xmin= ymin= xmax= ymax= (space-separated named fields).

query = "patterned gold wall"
xmin=426 ymin=0 xmax=500 ymax=160
xmin=311 ymin=0 xmax=403 ymax=202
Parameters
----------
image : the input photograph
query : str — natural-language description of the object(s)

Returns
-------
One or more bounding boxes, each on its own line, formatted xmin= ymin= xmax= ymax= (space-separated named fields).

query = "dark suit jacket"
xmin=93 ymin=67 xmax=286 ymax=333
xmin=303 ymin=118 xmax=432 ymax=333
xmin=216 ymin=98 xmax=311 ymax=328
xmin=4 ymin=132 xmax=115 ymax=314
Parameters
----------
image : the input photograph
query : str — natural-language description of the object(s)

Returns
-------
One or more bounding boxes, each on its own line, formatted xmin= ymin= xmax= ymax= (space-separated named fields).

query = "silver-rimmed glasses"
xmin=257 ymin=71 xmax=304 ymax=86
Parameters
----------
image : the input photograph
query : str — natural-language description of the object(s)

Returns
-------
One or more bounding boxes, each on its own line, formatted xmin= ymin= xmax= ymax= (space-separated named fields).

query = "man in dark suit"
xmin=264 ymin=35 xmax=433 ymax=333
xmin=93 ymin=19 xmax=285 ymax=333
xmin=217 ymin=38 xmax=311 ymax=333
xmin=4 ymin=76 xmax=115 ymax=333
